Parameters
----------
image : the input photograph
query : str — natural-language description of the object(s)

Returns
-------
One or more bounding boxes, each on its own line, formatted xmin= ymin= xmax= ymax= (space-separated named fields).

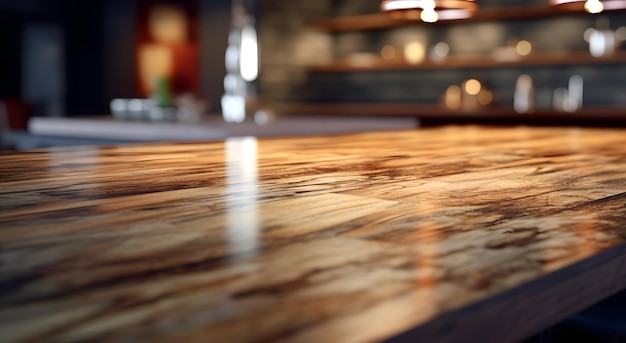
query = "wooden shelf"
xmin=269 ymin=102 xmax=626 ymax=125
xmin=308 ymin=6 xmax=626 ymax=32
xmin=308 ymin=51 xmax=626 ymax=73
xmin=299 ymin=5 xmax=626 ymax=125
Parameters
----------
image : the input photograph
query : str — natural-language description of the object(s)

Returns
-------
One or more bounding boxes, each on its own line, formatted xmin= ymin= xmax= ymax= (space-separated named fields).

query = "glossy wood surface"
xmin=2 ymin=126 xmax=626 ymax=343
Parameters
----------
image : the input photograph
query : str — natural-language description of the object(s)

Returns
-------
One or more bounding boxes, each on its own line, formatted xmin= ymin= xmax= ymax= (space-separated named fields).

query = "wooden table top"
xmin=2 ymin=125 xmax=626 ymax=343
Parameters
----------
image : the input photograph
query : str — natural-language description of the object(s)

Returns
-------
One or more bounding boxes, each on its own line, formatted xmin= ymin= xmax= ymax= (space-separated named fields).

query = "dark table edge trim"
xmin=385 ymin=242 xmax=626 ymax=343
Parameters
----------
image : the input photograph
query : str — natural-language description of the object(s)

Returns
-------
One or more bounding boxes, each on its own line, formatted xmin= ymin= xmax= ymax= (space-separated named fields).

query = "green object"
xmin=153 ymin=76 xmax=174 ymax=108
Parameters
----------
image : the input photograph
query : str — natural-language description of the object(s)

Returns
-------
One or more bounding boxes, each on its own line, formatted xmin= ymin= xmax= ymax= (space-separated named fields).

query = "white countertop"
xmin=28 ymin=115 xmax=419 ymax=142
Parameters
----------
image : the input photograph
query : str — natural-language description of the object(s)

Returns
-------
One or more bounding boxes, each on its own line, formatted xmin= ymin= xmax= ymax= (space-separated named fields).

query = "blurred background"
xmin=0 ymin=0 xmax=228 ymax=118
xmin=1 ymin=0 xmax=625 ymax=148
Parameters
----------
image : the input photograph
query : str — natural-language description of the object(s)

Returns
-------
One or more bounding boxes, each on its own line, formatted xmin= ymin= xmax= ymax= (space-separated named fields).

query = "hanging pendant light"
xmin=380 ymin=0 xmax=478 ymax=23
xmin=550 ymin=0 xmax=626 ymax=14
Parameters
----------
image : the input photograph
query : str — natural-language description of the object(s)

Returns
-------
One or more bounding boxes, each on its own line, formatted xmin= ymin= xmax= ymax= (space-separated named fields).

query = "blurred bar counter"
xmin=6 ymin=115 xmax=418 ymax=149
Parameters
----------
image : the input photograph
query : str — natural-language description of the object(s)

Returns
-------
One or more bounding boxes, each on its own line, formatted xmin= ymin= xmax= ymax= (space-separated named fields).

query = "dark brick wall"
xmin=258 ymin=0 xmax=334 ymax=103
xmin=304 ymin=65 xmax=626 ymax=106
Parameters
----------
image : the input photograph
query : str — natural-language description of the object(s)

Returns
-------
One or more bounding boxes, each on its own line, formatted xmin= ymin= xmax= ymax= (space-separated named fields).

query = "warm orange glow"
xmin=404 ymin=41 xmax=426 ymax=64
xmin=136 ymin=1 xmax=199 ymax=97
xmin=445 ymin=85 xmax=462 ymax=110
xmin=464 ymin=79 xmax=481 ymax=95
xmin=138 ymin=45 xmax=173 ymax=94
xmin=516 ymin=40 xmax=532 ymax=56
xmin=149 ymin=4 xmax=188 ymax=44
xmin=478 ymin=89 xmax=493 ymax=106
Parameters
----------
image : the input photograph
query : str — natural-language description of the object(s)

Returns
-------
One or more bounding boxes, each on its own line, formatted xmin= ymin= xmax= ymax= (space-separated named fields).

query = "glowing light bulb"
xmin=421 ymin=8 xmax=439 ymax=23
xmin=404 ymin=41 xmax=426 ymax=64
xmin=464 ymin=79 xmax=482 ymax=95
xmin=584 ymin=0 xmax=604 ymax=14
xmin=420 ymin=1 xmax=439 ymax=23
xmin=516 ymin=40 xmax=532 ymax=56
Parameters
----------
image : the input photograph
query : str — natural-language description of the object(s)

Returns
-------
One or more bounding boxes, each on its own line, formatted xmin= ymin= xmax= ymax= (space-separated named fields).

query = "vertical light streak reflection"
xmin=575 ymin=210 xmax=598 ymax=262
xmin=412 ymin=200 xmax=442 ymax=314
xmin=240 ymin=25 xmax=259 ymax=82
xmin=226 ymin=137 xmax=260 ymax=256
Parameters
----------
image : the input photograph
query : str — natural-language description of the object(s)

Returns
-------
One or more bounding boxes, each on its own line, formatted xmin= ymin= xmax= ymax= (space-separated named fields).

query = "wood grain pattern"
xmin=1 ymin=126 xmax=626 ymax=343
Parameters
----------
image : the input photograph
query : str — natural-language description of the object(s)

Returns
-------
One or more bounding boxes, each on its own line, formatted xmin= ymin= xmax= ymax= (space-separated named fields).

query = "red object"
xmin=1 ymin=99 xmax=31 ymax=130
xmin=135 ymin=0 xmax=200 ymax=97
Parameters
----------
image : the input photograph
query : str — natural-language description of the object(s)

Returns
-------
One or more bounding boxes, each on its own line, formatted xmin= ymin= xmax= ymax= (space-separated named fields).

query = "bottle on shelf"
xmin=514 ymin=74 xmax=535 ymax=114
